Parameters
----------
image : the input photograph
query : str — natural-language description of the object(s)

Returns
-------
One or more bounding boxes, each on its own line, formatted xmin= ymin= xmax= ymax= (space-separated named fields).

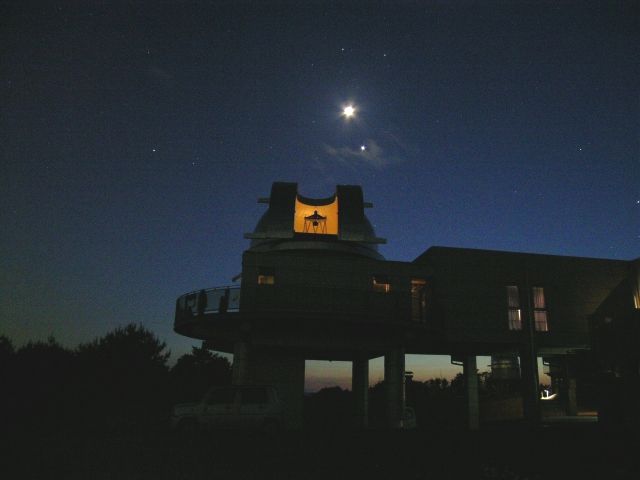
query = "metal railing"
xmin=175 ymin=286 xmax=241 ymax=322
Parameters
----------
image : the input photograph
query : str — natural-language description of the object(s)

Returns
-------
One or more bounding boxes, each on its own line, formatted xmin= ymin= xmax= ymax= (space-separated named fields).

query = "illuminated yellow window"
xmin=372 ymin=275 xmax=391 ymax=293
xmin=257 ymin=268 xmax=275 ymax=285
xmin=293 ymin=196 xmax=338 ymax=235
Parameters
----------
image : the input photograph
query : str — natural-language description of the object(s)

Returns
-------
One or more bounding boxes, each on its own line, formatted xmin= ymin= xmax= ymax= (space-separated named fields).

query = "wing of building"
xmin=174 ymin=182 xmax=640 ymax=430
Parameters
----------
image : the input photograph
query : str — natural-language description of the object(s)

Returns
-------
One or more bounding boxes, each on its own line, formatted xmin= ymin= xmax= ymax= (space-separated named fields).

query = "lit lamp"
xmin=303 ymin=210 xmax=327 ymax=234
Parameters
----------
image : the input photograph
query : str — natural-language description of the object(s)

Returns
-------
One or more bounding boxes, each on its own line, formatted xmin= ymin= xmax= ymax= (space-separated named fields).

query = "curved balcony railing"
xmin=175 ymin=286 xmax=241 ymax=324
xmin=175 ymin=284 xmax=429 ymax=326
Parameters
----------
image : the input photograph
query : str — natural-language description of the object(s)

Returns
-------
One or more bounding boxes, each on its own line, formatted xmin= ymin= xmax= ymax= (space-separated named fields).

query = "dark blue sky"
xmin=1 ymin=1 xmax=638 ymax=386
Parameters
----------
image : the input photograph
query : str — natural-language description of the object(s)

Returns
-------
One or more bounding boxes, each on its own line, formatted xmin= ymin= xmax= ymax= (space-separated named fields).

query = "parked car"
xmin=403 ymin=406 xmax=417 ymax=429
xmin=171 ymin=385 xmax=283 ymax=432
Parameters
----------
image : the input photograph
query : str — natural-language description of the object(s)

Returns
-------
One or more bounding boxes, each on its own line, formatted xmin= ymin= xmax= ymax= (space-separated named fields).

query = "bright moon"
xmin=343 ymin=105 xmax=355 ymax=118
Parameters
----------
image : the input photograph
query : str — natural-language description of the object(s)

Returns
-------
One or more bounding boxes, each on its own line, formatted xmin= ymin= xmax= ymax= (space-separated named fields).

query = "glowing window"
xmin=293 ymin=197 xmax=339 ymax=235
xmin=506 ymin=286 xmax=522 ymax=330
xmin=372 ymin=275 xmax=391 ymax=293
xmin=532 ymin=287 xmax=549 ymax=332
xmin=257 ymin=267 xmax=275 ymax=285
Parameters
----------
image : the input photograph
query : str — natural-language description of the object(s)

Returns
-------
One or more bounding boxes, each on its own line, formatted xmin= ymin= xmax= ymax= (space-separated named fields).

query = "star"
xmin=342 ymin=105 xmax=355 ymax=118
xmin=360 ymin=145 xmax=366 ymax=151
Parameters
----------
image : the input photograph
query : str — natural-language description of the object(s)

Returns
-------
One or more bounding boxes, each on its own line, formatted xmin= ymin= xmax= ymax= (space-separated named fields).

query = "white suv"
xmin=171 ymin=385 xmax=283 ymax=432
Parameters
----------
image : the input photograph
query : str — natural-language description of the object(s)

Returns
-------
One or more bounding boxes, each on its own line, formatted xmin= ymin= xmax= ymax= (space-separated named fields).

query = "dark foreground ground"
xmin=2 ymin=421 xmax=639 ymax=480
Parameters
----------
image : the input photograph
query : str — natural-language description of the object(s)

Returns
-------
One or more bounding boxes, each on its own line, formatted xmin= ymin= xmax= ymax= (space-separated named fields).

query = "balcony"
xmin=175 ymin=286 xmax=241 ymax=326
xmin=173 ymin=283 xmax=436 ymax=353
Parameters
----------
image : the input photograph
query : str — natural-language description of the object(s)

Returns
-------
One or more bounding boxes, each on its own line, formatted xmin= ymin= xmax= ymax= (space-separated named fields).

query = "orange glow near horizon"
xmin=293 ymin=196 xmax=339 ymax=235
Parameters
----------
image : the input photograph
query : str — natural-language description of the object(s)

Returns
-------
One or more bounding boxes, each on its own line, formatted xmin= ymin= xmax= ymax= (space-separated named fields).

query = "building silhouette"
xmin=174 ymin=182 xmax=640 ymax=429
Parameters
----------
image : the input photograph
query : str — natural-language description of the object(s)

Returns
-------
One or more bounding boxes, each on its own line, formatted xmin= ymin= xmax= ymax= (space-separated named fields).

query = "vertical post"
xmin=463 ymin=356 xmax=480 ymax=430
xmin=352 ymin=358 xmax=369 ymax=428
xmin=561 ymin=358 xmax=578 ymax=416
xmin=232 ymin=341 xmax=250 ymax=385
xmin=385 ymin=347 xmax=405 ymax=428
xmin=521 ymin=269 xmax=541 ymax=426
xmin=249 ymin=349 xmax=305 ymax=429
xmin=519 ymin=347 xmax=540 ymax=425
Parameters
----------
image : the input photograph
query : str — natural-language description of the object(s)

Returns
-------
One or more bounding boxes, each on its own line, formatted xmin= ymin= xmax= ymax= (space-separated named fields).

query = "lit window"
xmin=411 ymin=279 xmax=428 ymax=322
xmin=506 ymin=285 xmax=522 ymax=330
xmin=372 ymin=275 xmax=391 ymax=293
xmin=532 ymin=287 xmax=549 ymax=332
xmin=257 ymin=267 xmax=275 ymax=285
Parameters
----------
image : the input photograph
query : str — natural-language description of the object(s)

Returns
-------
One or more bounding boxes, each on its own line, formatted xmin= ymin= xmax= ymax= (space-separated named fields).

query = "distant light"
xmin=540 ymin=389 xmax=558 ymax=401
xmin=360 ymin=145 xmax=366 ymax=151
xmin=152 ymin=148 xmax=156 ymax=152
xmin=343 ymin=105 xmax=355 ymax=118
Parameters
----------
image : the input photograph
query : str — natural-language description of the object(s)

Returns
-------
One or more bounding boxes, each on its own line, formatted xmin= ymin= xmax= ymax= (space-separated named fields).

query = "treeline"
xmin=1 ymin=325 xmax=569 ymax=433
xmin=305 ymin=375 xmax=518 ymax=430
xmin=0 ymin=325 xmax=231 ymax=433
xmin=305 ymin=380 xmax=466 ymax=430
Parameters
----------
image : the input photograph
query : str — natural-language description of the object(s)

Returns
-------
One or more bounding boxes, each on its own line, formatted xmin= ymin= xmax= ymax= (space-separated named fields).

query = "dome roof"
xmin=244 ymin=182 xmax=385 ymax=260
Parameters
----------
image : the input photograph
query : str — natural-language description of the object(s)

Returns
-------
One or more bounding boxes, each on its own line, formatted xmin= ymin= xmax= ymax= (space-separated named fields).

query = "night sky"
xmin=2 ymin=1 xmax=638 ymax=390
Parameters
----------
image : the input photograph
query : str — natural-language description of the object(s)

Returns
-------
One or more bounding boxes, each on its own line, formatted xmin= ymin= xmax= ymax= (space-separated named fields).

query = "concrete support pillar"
xmin=561 ymin=358 xmax=577 ymax=416
xmin=232 ymin=341 xmax=250 ymax=385
xmin=564 ymin=378 xmax=578 ymax=416
xmin=463 ymin=356 xmax=480 ymax=430
xmin=384 ymin=347 xmax=405 ymax=429
xmin=519 ymin=348 xmax=541 ymax=426
xmin=249 ymin=348 xmax=305 ymax=429
xmin=352 ymin=358 xmax=369 ymax=429
xmin=550 ymin=372 xmax=562 ymax=396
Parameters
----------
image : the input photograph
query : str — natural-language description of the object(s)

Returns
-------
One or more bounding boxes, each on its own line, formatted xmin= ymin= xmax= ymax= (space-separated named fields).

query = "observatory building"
xmin=174 ymin=182 xmax=640 ymax=429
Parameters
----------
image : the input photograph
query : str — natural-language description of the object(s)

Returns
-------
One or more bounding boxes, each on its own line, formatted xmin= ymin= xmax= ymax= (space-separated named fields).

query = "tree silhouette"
xmin=0 ymin=334 xmax=14 ymax=358
xmin=9 ymin=336 xmax=75 ymax=431
xmin=0 ymin=335 xmax=14 ymax=389
xmin=75 ymin=324 xmax=171 ymax=431
xmin=0 ymin=335 xmax=15 ymax=425
xmin=304 ymin=386 xmax=353 ymax=430
xmin=169 ymin=345 xmax=231 ymax=403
